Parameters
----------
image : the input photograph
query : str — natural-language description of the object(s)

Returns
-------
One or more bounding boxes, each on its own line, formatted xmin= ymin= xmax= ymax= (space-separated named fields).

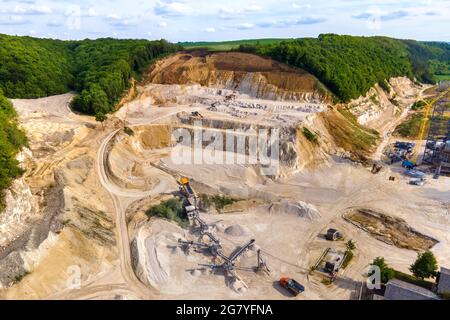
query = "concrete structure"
xmin=438 ymin=267 xmax=450 ymax=295
xmin=384 ymin=279 xmax=440 ymax=300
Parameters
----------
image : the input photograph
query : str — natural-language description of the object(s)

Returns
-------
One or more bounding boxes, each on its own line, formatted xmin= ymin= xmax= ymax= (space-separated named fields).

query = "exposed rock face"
xmin=0 ymin=252 xmax=26 ymax=288
xmin=348 ymin=77 xmax=421 ymax=130
xmin=0 ymin=178 xmax=39 ymax=252
xmin=146 ymin=52 xmax=329 ymax=103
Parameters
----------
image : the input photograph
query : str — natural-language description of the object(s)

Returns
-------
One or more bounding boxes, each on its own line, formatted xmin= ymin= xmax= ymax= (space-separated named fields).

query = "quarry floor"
xmin=1 ymin=80 xmax=449 ymax=300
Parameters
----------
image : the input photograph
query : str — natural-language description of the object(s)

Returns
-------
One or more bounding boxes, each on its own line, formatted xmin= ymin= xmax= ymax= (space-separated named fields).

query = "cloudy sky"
xmin=0 ymin=0 xmax=448 ymax=42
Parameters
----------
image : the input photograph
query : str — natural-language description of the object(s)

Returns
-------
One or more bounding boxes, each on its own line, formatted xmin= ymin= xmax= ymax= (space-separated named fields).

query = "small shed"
xmin=326 ymin=229 xmax=342 ymax=241
xmin=438 ymin=267 xmax=450 ymax=294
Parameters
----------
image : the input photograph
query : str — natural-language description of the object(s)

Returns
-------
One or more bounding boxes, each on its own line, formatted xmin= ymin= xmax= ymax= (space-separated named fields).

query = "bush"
xmin=371 ymin=257 xmax=395 ymax=284
xmin=342 ymin=251 xmax=354 ymax=269
xmin=302 ymin=127 xmax=318 ymax=144
xmin=393 ymin=269 xmax=434 ymax=290
xmin=0 ymin=91 xmax=27 ymax=212
xmin=395 ymin=113 xmax=426 ymax=138
xmin=411 ymin=101 xmax=426 ymax=110
xmin=124 ymin=127 xmax=134 ymax=136
xmin=199 ymin=194 xmax=237 ymax=211
xmin=146 ymin=198 xmax=188 ymax=228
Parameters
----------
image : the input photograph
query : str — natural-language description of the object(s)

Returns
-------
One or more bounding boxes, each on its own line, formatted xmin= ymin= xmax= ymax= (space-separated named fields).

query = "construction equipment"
xmin=414 ymin=87 xmax=450 ymax=164
xmin=405 ymin=169 xmax=426 ymax=179
xmin=180 ymin=177 xmax=196 ymax=198
xmin=371 ymin=164 xmax=383 ymax=174
xmin=178 ymin=239 xmax=223 ymax=256
xmin=256 ymin=249 xmax=271 ymax=274
xmin=409 ymin=178 xmax=426 ymax=186
xmin=279 ymin=277 xmax=305 ymax=296
xmin=402 ymin=160 xmax=416 ymax=170
xmin=326 ymin=229 xmax=342 ymax=241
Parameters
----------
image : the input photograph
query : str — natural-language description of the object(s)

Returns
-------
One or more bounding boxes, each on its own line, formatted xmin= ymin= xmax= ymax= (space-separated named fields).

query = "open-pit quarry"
xmin=1 ymin=52 xmax=449 ymax=300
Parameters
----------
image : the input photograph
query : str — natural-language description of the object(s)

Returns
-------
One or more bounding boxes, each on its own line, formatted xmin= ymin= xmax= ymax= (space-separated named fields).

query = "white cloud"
xmin=9 ymin=4 xmax=52 ymax=15
xmin=86 ymin=8 xmax=98 ymax=17
xmin=159 ymin=21 xmax=168 ymax=27
xmin=292 ymin=3 xmax=311 ymax=10
xmin=0 ymin=15 xmax=29 ymax=25
xmin=236 ymin=22 xmax=254 ymax=30
xmin=154 ymin=0 xmax=191 ymax=17
xmin=203 ymin=27 xmax=216 ymax=32
xmin=244 ymin=4 xmax=262 ymax=13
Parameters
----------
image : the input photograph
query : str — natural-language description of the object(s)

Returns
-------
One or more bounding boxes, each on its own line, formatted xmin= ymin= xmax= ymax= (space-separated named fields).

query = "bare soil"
xmin=345 ymin=208 xmax=438 ymax=251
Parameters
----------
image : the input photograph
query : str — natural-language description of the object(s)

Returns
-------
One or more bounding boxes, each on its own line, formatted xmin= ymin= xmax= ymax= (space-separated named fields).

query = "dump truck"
xmin=180 ymin=177 xmax=195 ymax=196
xmin=279 ymin=277 xmax=305 ymax=296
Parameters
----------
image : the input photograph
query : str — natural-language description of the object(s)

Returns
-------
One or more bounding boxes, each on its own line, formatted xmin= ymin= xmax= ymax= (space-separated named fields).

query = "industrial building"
xmin=438 ymin=267 xmax=450 ymax=295
xmin=384 ymin=279 xmax=440 ymax=300
xmin=422 ymin=86 xmax=450 ymax=176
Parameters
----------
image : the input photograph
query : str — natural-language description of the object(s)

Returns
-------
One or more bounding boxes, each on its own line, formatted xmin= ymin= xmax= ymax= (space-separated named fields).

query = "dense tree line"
xmin=0 ymin=90 xmax=27 ymax=211
xmin=0 ymin=34 xmax=74 ymax=98
xmin=70 ymin=39 xmax=180 ymax=118
xmin=238 ymin=34 xmax=450 ymax=102
xmin=0 ymin=35 xmax=179 ymax=209
xmin=0 ymin=34 xmax=180 ymax=118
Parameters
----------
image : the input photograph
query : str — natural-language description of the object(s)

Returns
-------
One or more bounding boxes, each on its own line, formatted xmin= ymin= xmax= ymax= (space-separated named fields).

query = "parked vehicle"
xmin=279 ymin=277 xmax=305 ymax=296
xmin=405 ymin=169 xmax=425 ymax=179
xmin=409 ymin=178 xmax=426 ymax=186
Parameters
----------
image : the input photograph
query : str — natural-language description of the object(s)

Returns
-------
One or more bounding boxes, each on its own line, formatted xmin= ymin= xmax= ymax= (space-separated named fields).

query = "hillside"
xmin=0 ymin=35 xmax=74 ymax=98
xmin=0 ymin=90 xmax=27 ymax=211
xmin=0 ymin=34 xmax=180 ymax=117
xmin=145 ymin=51 xmax=330 ymax=102
xmin=236 ymin=35 xmax=450 ymax=102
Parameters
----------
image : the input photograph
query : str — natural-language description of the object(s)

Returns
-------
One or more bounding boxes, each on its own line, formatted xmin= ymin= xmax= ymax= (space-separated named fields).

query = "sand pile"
xmin=224 ymin=225 xmax=251 ymax=237
xmin=269 ymin=200 xmax=321 ymax=220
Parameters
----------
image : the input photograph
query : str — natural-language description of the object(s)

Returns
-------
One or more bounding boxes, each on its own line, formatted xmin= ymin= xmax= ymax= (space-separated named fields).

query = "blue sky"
xmin=0 ymin=0 xmax=448 ymax=42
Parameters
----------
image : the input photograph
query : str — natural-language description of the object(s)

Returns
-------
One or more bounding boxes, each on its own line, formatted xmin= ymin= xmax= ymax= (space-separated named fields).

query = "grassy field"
xmin=394 ymin=112 xmax=427 ymax=139
xmin=178 ymin=38 xmax=292 ymax=51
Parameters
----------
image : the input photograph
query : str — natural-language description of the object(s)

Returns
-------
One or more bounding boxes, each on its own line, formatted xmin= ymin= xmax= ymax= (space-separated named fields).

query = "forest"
xmin=0 ymin=34 xmax=180 ymax=118
xmin=237 ymin=34 xmax=450 ymax=101
xmin=0 ymin=34 xmax=179 ymax=209
xmin=69 ymin=38 xmax=180 ymax=117
xmin=0 ymin=89 xmax=27 ymax=211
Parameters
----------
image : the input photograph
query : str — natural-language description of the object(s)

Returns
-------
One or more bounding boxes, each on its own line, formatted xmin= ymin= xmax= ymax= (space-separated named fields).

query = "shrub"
xmin=199 ymin=194 xmax=237 ymax=211
xmin=342 ymin=251 xmax=354 ymax=269
xmin=371 ymin=257 xmax=395 ymax=284
xmin=146 ymin=198 xmax=188 ymax=228
xmin=124 ymin=127 xmax=134 ymax=136
xmin=302 ymin=127 xmax=318 ymax=144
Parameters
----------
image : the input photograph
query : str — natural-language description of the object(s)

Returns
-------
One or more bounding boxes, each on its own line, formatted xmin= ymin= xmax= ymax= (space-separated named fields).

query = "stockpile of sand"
xmin=224 ymin=224 xmax=251 ymax=237
xmin=269 ymin=200 xmax=321 ymax=220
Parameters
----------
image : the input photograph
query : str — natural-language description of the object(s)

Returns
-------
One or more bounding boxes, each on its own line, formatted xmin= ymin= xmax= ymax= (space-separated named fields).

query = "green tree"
xmin=410 ymin=250 xmax=438 ymax=279
xmin=372 ymin=257 xmax=395 ymax=284
xmin=95 ymin=112 xmax=107 ymax=129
